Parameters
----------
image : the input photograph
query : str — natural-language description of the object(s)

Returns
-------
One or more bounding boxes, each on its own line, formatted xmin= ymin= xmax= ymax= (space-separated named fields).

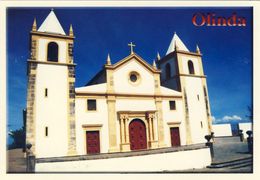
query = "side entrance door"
xmin=129 ymin=119 xmax=147 ymax=150
xmin=170 ymin=127 xmax=181 ymax=147
xmin=86 ymin=131 xmax=100 ymax=154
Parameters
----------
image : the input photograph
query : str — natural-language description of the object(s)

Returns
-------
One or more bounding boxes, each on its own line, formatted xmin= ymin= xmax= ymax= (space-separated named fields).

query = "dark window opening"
xmin=197 ymin=94 xmax=199 ymax=101
xmin=165 ymin=63 xmax=171 ymax=79
xmin=45 ymin=127 xmax=48 ymax=137
xmin=200 ymin=121 xmax=203 ymax=128
xmin=47 ymin=42 xmax=58 ymax=62
xmin=87 ymin=99 xmax=97 ymax=111
xmin=188 ymin=60 xmax=195 ymax=74
xmin=45 ymin=88 xmax=48 ymax=97
xmin=169 ymin=101 xmax=176 ymax=110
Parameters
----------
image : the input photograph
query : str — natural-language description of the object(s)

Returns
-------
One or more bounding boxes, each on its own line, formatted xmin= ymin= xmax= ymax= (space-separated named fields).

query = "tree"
xmin=246 ymin=105 xmax=253 ymax=122
xmin=9 ymin=126 xmax=25 ymax=149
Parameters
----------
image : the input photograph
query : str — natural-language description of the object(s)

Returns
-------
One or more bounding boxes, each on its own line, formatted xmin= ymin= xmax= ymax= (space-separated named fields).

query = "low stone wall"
xmin=212 ymin=124 xmax=232 ymax=137
xmin=35 ymin=144 xmax=211 ymax=172
xmin=238 ymin=122 xmax=252 ymax=139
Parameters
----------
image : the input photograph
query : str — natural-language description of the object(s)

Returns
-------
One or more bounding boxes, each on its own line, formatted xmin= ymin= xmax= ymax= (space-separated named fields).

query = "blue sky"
xmin=7 ymin=7 xmax=252 ymax=132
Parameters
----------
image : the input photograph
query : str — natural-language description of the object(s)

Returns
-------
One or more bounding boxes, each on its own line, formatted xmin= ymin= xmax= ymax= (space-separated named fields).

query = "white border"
xmin=0 ymin=1 xmax=259 ymax=180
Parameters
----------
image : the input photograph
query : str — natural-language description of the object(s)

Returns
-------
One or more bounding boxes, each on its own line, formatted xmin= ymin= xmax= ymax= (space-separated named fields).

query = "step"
xmin=207 ymin=157 xmax=252 ymax=168
xmin=229 ymin=161 xmax=253 ymax=169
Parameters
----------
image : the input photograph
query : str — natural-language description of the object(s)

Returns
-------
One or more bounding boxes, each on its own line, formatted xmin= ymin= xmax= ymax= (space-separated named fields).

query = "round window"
xmin=130 ymin=74 xmax=137 ymax=82
xmin=128 ymin=71 xmax=141 ymax=85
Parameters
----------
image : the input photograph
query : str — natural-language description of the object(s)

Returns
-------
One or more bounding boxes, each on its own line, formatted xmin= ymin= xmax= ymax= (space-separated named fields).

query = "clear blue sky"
xmin=7 ymin=7 xmax=252 ymax=132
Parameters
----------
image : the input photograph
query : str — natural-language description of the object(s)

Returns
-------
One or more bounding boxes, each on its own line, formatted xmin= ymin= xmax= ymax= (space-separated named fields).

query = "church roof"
xmin=38 ymin=10 xmax=66 ymax=35
xmin=166 ymin=33 xmax=189 ymax=55
xmin=109 ymin=53 xmax=161 ymax=74
xmin=160 ymin=86 xmax=182 ymax=96
xmin=76 ymin=83 xmax=107 ymax=93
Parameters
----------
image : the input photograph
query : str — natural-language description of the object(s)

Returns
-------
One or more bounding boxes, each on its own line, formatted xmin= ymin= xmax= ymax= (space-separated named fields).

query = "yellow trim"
xmin=31 ymin=31 xmax=74 ymax=40
xmin=105 ymin=53 xmax=161 ymax=74
xmin=82 ymin=125 xmax=103 ymax=154
xmin=76 ymin=92 xmax=182 ymax=99
xmin=168 ymin=123 xmax=181 ymax=146
xmin=28 ymin=59 xmax=76 ymax=66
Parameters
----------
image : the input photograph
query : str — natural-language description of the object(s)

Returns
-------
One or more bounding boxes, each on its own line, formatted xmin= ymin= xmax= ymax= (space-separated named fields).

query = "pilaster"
xmin=26 ymin=61 xmax=37 ymax=154
xmin=155 ymin=98 xmax=166 ymax=147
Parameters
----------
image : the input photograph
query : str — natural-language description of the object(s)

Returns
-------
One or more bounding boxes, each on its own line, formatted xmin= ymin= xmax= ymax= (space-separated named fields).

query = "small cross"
xmin=128 ymin=42 xmax=136 ymax=54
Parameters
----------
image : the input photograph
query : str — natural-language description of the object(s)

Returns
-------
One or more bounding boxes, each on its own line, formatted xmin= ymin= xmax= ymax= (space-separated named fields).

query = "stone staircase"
xmin=207 ymin=157 xmax=253 ymax=170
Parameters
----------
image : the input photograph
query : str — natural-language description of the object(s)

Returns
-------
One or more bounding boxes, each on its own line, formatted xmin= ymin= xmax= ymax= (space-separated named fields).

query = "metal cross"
xmin=128 ymin=42 xmax=136 ymax=54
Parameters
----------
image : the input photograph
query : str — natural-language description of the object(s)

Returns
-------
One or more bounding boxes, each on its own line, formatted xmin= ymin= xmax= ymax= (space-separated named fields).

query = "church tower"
xmin=157 ymin=33 xmax=212 ymax=144
xmin=26 ymin=10 xmax=77 ymax=157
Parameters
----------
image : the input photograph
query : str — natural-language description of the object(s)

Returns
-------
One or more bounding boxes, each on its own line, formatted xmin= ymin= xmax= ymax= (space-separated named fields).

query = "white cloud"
xmin=223 ymin=115 xmax=242 ymax=121
xmin=212 ymin=115 xmax=242 ymax=123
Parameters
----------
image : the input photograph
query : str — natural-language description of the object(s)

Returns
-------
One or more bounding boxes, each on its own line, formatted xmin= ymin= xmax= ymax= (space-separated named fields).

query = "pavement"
xmin=7 ymin=148 xmax=26 ymax=173
xmin=6 ymin=136 xmax=253 ymax=173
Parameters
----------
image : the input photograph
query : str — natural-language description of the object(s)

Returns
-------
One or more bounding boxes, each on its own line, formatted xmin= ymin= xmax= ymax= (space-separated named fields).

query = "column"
xmin=120 ymin=118 xmax=125 ymax=144
xmin=119 ymin=114 xmax=130 ymax=151
xmin=125 ymin=118 xmax=130 ymax=144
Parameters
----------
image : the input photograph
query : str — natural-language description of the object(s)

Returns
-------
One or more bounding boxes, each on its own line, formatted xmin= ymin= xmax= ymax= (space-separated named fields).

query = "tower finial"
xmin=106 ymin=54 xmax=111 ymax=65
xmin=69 ymin=24 xmax=74 ymax=37
xmin=157 ymin=52 xmax=161 ymax=61
xmin=153 ymin=60 xmax=157 ymax=69
xmin=196 ymin=44 xmax=201 ymax=54
xmin=32 ymin=18 xmax=37 ymax=31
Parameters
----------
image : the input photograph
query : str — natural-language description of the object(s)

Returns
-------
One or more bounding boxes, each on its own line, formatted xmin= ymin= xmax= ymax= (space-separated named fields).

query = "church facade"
xmin=26 ymin=10 xmax=212 ymax=158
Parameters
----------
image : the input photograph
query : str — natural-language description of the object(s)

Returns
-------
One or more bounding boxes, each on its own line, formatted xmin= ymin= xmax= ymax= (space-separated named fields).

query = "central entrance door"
xmin=86 ymin=131 xmax=100 ymax=154
xmin=129 ymin=119 xmax=147 ymax=150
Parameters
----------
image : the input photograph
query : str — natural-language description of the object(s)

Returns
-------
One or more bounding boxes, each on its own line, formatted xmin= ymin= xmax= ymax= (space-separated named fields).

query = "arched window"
xmin=47 ymin=42 xmax=58 ymax=62
xmin=188 ymin=60 xmax=195 ymax=74
xmin=165 ymin=63 xmax=171 ymax=79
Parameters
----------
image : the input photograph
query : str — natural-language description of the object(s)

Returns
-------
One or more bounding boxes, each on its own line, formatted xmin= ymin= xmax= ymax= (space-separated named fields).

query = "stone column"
xmin=125 ymin=118 xmax=130 ymax=144
xmin=120 ymin=117 xmax=125 ymax=144
xmin=147 ymin=112 xmax=158 ymax=149
xmin=119 ymin=114 xmax=130 ymax=151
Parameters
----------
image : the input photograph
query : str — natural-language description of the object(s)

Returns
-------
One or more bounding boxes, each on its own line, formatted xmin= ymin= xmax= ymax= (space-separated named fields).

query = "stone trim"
xmin=26 ymin=62 xmax=38 ymax=153
xmin=67 ymin=65 xmax=77 ymax=155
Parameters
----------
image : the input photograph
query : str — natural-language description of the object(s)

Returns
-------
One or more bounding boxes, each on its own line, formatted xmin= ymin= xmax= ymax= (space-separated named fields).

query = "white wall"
xmin=38 ymin=38 xmax=67 ymax=63
xmin=185 ymin=77 xmax=209 ymax=144
xmin=35 ymin=64 xmax=68 ymax=158
xmin=113 ymin=58 xmax=155 ymax=94
xmin=238 ymin=123 xmax=253 ymax=138
xmin=36 ymin=148 xmax=211 ymax=172
xmin=162 ymin=99 xmax=186 ymax=146
xmin=212 ymin=124 xmax=232 ymax=137
xmin=75 ymin=98 xmax=109 ymax=155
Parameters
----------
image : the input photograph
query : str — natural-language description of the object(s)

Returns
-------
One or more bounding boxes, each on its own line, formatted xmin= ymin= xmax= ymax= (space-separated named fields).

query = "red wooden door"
xmin=129 ymin=119 xmax=147 ymax=150
xmin=170 ymin=127 xmax=180 ymax=147
xmin=86 ymin=131 xmax=100 ymax=154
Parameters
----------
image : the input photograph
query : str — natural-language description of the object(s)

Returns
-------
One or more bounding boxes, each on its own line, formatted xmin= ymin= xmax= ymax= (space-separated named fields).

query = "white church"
xmin=26 ymin=10 xmax=213 ymax=158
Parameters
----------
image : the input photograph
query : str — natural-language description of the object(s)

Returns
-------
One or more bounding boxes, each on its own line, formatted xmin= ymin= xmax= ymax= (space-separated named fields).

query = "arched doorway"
xmin=129 ymin=119 xmax=147 ymax=150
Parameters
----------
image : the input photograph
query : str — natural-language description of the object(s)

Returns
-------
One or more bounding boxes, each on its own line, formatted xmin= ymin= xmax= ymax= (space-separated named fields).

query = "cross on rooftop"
xmin=128 ymin=42 xmax=136 ymax=54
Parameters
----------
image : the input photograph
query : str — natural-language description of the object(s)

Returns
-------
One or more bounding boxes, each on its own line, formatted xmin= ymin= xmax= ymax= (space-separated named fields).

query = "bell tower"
xmin=26 ymin=9 xmax=77 ymax=157
xmin=157 ymin=33 xmax=212 ymax=144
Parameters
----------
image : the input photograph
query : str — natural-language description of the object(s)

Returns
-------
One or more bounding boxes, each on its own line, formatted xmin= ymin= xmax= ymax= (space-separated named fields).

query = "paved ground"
xmin=7 ymin=136 xmax=253 ymax=173
xmin=7 ymin=148 xmax=26 ymax=173
xmin=179 ymin=136 xmax=253 ymax=173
